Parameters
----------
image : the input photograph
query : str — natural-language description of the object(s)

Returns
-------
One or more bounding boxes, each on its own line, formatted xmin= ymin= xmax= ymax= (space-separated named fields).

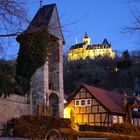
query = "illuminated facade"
xmin=64 ymin=84 xmax=140 ymax=127
xmin=68 ymin=32 xmax=115 ymax=61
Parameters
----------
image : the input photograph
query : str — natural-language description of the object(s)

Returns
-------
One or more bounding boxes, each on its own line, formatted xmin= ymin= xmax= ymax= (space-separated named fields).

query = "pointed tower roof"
xmin=26 ymin=3 xmax=64 ymax=41
xmin=27 ymin=4 xmax=55 ymax=31
xmin=84 ymin=32 xmax=89 ymax=38
xmin=102 ymin=38 xmax=109 ymax=45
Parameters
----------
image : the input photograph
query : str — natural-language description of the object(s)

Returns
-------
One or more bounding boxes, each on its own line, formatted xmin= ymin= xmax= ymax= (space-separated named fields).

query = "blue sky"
xmin=3 ymin=0 xmax=140 ymax=59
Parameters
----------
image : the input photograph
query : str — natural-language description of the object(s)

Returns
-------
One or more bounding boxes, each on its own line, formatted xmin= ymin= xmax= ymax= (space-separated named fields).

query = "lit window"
xmin=119 ymin=116 xmax=123 ymax=123
xmin=81 ymin=100 xmax=85 ymax=106
xmin=133 ymin=108 xmax=138 ymax=112
xmin=75 ymin=100 xmax=79 ymax=106
xmin=113 ymin=116 xmax=117 ymax=123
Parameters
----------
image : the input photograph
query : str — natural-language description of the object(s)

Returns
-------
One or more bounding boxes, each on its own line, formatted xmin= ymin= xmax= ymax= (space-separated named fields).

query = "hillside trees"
xmin=63 ymin=55 xmax=140 ymax=95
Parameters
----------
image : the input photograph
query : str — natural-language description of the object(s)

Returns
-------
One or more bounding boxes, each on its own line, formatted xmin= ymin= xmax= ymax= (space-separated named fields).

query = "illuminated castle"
xmin=68 ymin=32 xmax=115 ymax=61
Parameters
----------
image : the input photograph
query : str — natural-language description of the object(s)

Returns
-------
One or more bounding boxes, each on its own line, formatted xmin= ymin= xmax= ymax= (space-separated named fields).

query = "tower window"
xmin=49 ymin=82 xmax=52 ymax=89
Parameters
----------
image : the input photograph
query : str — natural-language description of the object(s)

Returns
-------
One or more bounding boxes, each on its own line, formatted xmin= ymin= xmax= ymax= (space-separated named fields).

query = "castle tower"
xmin=83 ymin=32 xmax=91 ymax=45
xmin=17 ymin=4 xmax=64 ymax=118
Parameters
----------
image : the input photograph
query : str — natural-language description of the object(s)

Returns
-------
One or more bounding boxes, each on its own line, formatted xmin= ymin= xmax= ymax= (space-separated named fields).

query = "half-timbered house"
xmin=64 ymin=84 xmax=140 ymax=127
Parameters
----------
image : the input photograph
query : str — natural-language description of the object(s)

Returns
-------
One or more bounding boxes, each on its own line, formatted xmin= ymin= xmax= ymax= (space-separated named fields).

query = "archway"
xmin=49 ymin=93 xmax=59 ymax=117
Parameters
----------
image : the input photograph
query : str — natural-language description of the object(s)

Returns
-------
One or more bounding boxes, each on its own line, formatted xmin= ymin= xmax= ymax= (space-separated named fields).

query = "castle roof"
xmin=69 ymin=43 xmax=85 ymax=50
xmin=86 ymin=44 xmax=111 ymax=50
xmin=102 ymin=38 xmax=110 ymax=46
xmin=69 ymin=36 xmax=111 ymax=50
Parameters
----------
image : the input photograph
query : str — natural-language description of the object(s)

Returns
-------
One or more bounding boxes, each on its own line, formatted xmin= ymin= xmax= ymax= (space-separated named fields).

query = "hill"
xmin=63 ymin=53 xmax=140 ymax=95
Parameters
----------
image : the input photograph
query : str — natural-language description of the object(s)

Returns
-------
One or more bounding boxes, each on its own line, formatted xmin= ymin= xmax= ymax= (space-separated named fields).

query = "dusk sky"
xmin=4 ymin=0 xmax=140 ymax=59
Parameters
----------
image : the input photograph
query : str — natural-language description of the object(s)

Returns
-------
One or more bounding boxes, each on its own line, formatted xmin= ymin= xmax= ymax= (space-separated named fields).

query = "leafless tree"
xmin=124 ymin=0 xmax=140 ymax=35
xmin=0 ymin=0 xmax=29 ymax=57
xmin=0 ymin=0 xmax=29 ymax=36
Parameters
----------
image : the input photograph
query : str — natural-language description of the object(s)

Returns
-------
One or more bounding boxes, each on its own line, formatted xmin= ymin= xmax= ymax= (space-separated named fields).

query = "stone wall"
xmin=0 ymin=94 xmax=30 ymax=125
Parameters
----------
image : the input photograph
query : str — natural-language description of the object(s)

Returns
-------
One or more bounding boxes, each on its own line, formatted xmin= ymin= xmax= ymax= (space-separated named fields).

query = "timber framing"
xmin=64 ymin=84 xmax=140 ymax=127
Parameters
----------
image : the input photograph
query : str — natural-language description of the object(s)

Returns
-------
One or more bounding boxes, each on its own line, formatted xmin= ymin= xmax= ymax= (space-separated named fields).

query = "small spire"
xmin=102 ymin=38 xmax=109 ymax=45
xmin=76 ymin=37 xmax=78 ymax=44
xmin=84 ymin=32 xmax=88 ymax=38
xmin=40 ymin=0 xmax=43 ymax=8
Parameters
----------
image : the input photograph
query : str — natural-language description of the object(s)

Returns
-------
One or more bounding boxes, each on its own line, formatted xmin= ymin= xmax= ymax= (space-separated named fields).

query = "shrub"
xmin=110 ymin=123 xmax=134 ymax=134
xmin=6 ymin=115 xmax=71 ymax=139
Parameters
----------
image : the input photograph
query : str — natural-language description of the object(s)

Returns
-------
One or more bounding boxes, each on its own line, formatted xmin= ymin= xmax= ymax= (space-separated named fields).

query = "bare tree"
xmin=0 ymin=0 xmax=29 ymax=36
xmin=124 ymin=0 xmax=140 ymax=34
xmin=0 ymin=0 xmax=29 ymax=57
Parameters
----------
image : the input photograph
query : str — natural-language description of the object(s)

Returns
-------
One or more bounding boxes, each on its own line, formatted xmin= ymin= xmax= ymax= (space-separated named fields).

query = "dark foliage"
xmin=64 ymin=54 xmax=140 ymax=95
xmin=110 ymin=123 xmax=139 ymax=135
xmin=0 ymin=59 xmax=15 ymax=97
xmin=16 ymin=30 xmax=50 ymax=94
xmin=6 ymin=115 xmax=71 ymax=138
xmin=79 ymin=125 xmax=109 ymax=132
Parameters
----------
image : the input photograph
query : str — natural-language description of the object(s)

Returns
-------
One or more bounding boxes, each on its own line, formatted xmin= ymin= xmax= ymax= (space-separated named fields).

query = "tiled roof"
xmin=82 ymin=84 xmax=125 ymax=114
xmin=69 ymin=43 xmax=111 ymax=50
xmin=86 ymin=44 xmax=111 ymax=50
xmin=64 ymin=94 xmax=68 ymax=100
xmin=70 ymin=43 xmax=85 ymax=50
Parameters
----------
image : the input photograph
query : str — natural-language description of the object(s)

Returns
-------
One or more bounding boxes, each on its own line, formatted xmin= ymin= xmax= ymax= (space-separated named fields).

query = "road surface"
xmin=79 ymin=138 xmax=108 ymax=140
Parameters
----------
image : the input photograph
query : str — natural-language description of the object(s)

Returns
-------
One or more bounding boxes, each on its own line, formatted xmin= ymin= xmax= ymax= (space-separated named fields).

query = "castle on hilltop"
xmin=68 ymin=32 xmax=115 ymax=61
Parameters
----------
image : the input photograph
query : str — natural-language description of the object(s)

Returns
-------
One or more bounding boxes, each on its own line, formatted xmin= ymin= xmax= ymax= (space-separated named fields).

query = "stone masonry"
xmin=0 ymin=94 xmax=30 ymax=125
xmin=30 ymin=40 xmax=64 ymax=118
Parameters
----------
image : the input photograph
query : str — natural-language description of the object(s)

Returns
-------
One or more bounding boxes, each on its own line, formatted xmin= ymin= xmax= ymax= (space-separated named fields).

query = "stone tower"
xmin=17 ymin=4 xmax=64 ymax=118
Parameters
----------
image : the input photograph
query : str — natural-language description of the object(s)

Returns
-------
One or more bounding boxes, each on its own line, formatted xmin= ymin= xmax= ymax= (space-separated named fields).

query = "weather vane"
xmin=40 ymin=0 xmax=43 ymax=8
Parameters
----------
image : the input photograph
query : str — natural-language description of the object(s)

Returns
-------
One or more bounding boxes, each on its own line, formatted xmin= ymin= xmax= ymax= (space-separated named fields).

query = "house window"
xmin=87 ymin=99 xmax=91 ymax=106
xmin=81 ymin=100 xmax=85 ymax=106
xmin=113 ymin=115 xmax=117 ymax=123
xmin=119 ymin=116 xmax=123 ymax=123
xmin=75 ymin=100 xmax=79 ymax=106
xmin=133 ymin=108 xmax=138 ymax=112
xmin=75 ymin=99 xmax=91 ymax=106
